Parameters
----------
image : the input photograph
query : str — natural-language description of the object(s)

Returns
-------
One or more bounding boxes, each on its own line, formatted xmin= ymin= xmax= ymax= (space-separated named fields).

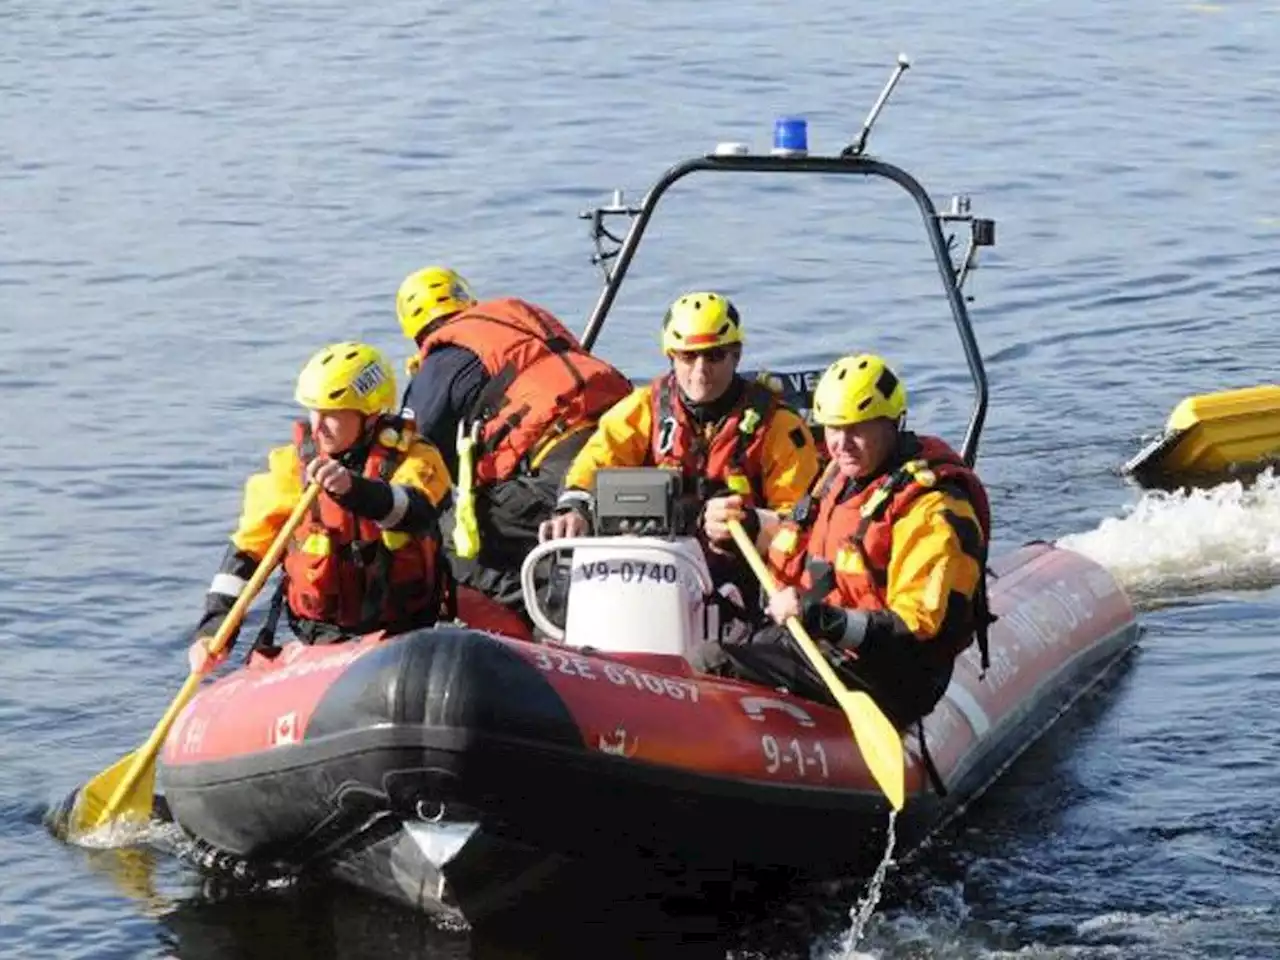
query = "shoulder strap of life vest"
xmin=434 ymin=301 xmax=588 ymax=441
xmin=727 ymin=379 xmax=775 ymax=474
xmin=293 ymin=420 xmax=322 ymax=524
xmin=357 ymin=416 xmax=417 ymax=630
xmin=851 ymin=441 xmax=994 ymax=676
xmin=652 ymin=373 xmax=692 ymax=465
xmin=366 ymin=414 xmax=412 ymax=481
xmin=788 ymin=461 xmax=843 ymax=529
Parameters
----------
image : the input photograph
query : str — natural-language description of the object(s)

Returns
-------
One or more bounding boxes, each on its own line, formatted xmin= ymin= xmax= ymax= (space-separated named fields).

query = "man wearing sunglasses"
xmin=538 ymin=291 xmax=820 ymax=614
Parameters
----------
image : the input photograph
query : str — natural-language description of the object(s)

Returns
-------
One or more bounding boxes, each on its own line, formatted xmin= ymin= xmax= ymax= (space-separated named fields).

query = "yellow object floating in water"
xmin=1124 ymin=384 xmax=1280 ymax=487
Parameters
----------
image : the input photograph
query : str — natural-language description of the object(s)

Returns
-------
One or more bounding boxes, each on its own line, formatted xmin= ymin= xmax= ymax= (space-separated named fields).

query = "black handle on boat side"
xmin=578 ymin=153 xmax=990 ymax=466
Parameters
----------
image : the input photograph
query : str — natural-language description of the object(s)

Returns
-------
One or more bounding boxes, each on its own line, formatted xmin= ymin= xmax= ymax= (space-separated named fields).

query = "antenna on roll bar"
xmin=841 ymin=54 xmax=911 ymax=157
xmin=572 ymin=54 xmax=996 ymax=464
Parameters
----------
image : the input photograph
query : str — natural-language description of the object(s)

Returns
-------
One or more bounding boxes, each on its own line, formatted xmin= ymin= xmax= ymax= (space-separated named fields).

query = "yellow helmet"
xmin=811 ymin=353 xmax=907 ymax=427
xmin=660 ymin=291 xmax=744 ymax=356
xmin=395 ymin=266 xmax=477 ymax=340
xmin=295 ymin=342 xmax=398 ymax=416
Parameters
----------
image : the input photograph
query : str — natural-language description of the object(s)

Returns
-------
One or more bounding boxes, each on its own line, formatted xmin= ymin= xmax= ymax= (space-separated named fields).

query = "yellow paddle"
xmin=726 ymin=518 xmax=905 ymax=811
xmin=67 ymin=483 xmax=322 ymax=837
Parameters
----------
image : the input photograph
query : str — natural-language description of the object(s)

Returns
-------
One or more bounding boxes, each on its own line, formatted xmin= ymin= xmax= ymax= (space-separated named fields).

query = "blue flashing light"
xmin=772 ymin=116 xmax=808 ymax=157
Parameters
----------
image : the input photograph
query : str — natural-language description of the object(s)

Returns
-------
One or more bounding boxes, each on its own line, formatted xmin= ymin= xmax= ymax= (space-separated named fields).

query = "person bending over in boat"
xmin=187 ymin=342 xmax=454 ymax=674
xmin=395 ymin=265 xmax=632 ymax=620
xmin=719 ymin=353 xmax=992 ymax=729
xmin=538 ymin=291 xmax=821 ymax=613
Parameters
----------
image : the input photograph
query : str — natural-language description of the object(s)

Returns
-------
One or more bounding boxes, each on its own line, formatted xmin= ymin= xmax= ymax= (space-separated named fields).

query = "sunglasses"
xmin=672 ymin=347 xmax=733 ymax=364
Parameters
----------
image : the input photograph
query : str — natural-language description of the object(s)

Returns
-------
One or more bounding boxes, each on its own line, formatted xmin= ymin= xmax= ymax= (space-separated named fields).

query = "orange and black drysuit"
xmin=723 ymin=431 xmax=991 ymax=729
xmin=554 ymin=372 xmax=820 ymax=612
xmin=403 ymin=297 xmax=632 ymax=611
xmin=193 ymin=417 xmax=453 ymax=649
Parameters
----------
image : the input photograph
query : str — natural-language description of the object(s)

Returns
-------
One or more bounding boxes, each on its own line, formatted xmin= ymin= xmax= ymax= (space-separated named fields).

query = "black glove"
xmin=554 ymin=499 xmax=593 ymax=533
xmin=192 ymin=596 xmax=240 ymax=652
xmin=800 ymin=599 xmax=868 ymax=651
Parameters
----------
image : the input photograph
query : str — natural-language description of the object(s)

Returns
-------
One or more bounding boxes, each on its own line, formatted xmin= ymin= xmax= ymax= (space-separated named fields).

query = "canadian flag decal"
xmin=271 ymin=711 xmax=300 ymax=746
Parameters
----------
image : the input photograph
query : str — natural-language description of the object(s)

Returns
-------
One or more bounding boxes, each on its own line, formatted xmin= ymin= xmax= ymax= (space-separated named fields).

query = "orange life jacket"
xmin=418 ymin=297 xmax=633 ymax=483
xmin=769 ymin=433 xmax=992 ymax=661
xmin=284 ymin=418 xmax=447 ymax=636
xmin=648 ymin=373 xmax=778 ymax=504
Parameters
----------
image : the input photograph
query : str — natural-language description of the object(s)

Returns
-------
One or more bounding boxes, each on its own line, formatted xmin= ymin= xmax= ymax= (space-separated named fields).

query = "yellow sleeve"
xmin=562 ymin=386 xmax=655 ymax=491
xmin=230 ymin=444 xmax=304 ymax=558
xmin=884 ymin=490 xmax=986 ymax=640
xmin=391 ymin=438 xmax=453 ymax=508
xmin=758 ymin=406 xmax=821 ymax=513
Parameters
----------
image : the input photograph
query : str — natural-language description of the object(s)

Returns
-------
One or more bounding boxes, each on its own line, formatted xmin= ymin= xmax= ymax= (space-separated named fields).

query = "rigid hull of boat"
xmin=158 ymin=540 xmax=1139 ymax=921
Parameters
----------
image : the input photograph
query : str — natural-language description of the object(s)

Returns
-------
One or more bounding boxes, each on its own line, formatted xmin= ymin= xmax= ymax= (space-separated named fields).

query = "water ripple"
xmin=3 ymin=0 xmax=1280 ymax=957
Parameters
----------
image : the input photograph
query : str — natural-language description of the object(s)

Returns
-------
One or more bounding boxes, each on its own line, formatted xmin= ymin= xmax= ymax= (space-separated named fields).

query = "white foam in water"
xmin=1072 ymin=905 xmax=1274 ymax=956
xmin=71 ymin=817 xmax=173 ymax=851
xmin=1056 ymin=469 xmax=1280 ymax=604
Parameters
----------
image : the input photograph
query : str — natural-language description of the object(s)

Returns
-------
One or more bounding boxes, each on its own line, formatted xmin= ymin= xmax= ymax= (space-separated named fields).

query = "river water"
xmin=2 ymin=1 xmax=1279 ymax=957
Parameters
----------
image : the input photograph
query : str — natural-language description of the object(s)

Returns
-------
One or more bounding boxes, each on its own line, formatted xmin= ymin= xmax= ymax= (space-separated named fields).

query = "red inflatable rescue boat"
xmin=157 ymin=63 xmax=1143 ymax=924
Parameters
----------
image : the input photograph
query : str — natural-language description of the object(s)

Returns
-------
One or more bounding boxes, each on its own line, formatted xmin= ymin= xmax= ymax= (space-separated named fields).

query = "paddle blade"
xmin=65 ymin=487 xmax=315 ymax=841
xmin=835 ymin=686 xmax=906 ymax=812
xmin=723 ymin=517 xmax=907 ymax=811
xmin=67 ymin=749 xmax=157 ymax=837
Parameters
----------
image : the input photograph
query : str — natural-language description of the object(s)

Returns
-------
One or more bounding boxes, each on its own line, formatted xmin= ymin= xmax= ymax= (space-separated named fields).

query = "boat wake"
xmin=1058 ymin=469 xmax=1280 ymax=606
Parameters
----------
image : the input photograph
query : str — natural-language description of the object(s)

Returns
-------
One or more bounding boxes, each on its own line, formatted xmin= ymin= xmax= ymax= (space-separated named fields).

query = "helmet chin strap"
xmin=350 ymin=414 xmax=387 ymax=455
